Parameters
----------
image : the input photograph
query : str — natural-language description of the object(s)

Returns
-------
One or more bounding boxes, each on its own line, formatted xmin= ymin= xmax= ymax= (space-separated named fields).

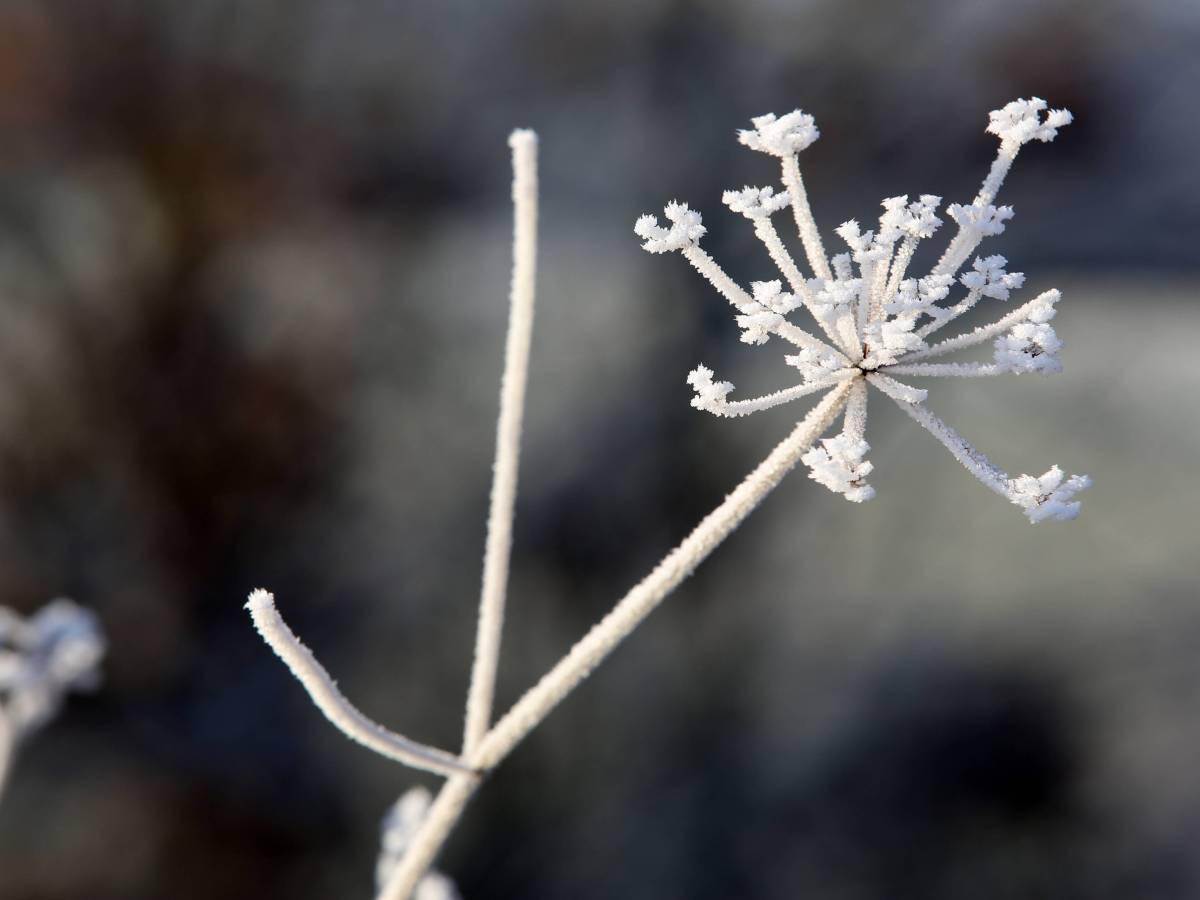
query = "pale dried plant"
xmin=0 ymin=598 xmax=105 ymax=801
xmin=247 ymin=99 xmax=1090 ymax=898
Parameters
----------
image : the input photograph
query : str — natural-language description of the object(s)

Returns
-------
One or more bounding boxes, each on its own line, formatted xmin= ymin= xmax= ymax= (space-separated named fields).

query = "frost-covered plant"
xmin=0 ymin=599 xmax=105 ymax=800
xmin=636 ymin=96 xmax=1089 ymax=521
xmin=247 ymin=99 xmax=1091 ymax=900
xmin=375 ymin=788 xmax=462 ymax=900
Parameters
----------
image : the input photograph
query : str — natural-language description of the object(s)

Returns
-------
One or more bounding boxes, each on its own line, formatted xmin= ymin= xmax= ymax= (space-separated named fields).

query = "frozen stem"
xmin=781 ymin=154 xmax=832 ymax=280
xmin=462 ymin=129 xmax=539 ymax=756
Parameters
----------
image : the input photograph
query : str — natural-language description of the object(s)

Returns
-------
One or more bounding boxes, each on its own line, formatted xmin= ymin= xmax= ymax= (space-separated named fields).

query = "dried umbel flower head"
xmin=0 ymin=598 xmax=105 ymax=797
xmin=636 ymin=97 xmax=1090 ymax=522
xmin=0 ymin=599 xmax=105 ymax=735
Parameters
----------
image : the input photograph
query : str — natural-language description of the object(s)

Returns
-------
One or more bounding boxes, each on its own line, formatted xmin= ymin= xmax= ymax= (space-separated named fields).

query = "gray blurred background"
xmin=0 ymin=1 xmax=1197 ymax=898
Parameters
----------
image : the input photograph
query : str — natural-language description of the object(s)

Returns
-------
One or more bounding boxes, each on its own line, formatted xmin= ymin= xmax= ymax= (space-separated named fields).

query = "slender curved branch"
xmin=245 ymin=590 xmax=472 ymax=778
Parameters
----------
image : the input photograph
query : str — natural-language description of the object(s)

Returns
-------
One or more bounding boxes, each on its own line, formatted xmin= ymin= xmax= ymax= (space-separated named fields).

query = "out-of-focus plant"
xmin=0 ymin=599 xmax=105 ymax=800
xmin=248 ymin=99 xmax=1089 ymax=898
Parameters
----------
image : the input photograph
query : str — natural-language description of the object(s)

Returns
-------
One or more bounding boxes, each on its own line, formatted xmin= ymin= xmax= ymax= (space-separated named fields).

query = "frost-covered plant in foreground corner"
xmin=636 ymin=97 xmax=1089 ymax=521
xmin=375 ymin=788 xmax=462 ymax=900
xmin=247 ymin=99 xmax=1090 ymax=900
xmin=0 ymin=599 xmax=105 ymax=800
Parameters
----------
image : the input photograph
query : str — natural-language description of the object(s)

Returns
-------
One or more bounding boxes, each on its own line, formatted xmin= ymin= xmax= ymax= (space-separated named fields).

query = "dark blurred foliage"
xmin=0 ymin=1 xmax=1197 ymax=898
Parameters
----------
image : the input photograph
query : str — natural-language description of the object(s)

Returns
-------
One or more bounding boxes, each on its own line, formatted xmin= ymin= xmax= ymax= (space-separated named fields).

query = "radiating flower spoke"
xmin=896 ymin=289 xmax=1060 ymax=365
xmin=885 ymin=362 xmax=1006 ymax=378
xmin=687 ymin=366 xmax=852 ymax=418
xmin=863 ymin=372 xmax=928 ymax=404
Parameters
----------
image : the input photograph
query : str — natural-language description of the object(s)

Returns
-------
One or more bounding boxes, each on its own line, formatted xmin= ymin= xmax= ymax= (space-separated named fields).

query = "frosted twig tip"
xmin=508 ymin=128 xmax=538 ymax=149
xmin=244 ymin=587 xmax=472 ymax=777
xmin=246 ymin=588 xmax=274 ymax=612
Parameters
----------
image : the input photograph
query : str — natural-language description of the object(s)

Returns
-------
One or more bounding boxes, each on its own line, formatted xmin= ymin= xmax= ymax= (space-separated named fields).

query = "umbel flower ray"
xmin=635 ymin=97 xmax=1091 ymax=523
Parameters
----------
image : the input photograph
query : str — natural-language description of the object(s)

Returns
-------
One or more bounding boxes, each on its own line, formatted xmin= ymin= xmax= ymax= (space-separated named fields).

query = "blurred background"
xmin=0 ymin=0 xmax=1197 ymax=898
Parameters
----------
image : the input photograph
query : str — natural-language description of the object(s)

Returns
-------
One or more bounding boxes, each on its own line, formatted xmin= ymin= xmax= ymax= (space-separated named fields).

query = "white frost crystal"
xmin=634 ymin=201 xmax=705 ymax=253
xmin=946 ymin=201 xmax=1014 ymax=237
xmin=880 ymin=193 xmax=944 ymax=240
xmin=994 ymin=321 xmax=1063 ymax=373
xmin=863 ymin=316 xmax=926 ymax=363
xmin=961 ymin=255 xmax=1025 ymax=300
xmin=987 ymin=97 xmax=1074 ymax=146
xmin=809 ymin=273 xmax=861 ymax=323
xmin=1009 ymin=466 xmax=1092 ymax=523
xmin=686 ymin=364 xmax=735 ymax=412
xmin=737 ymin=110 xmax=819 ymax=157
xmin=637 ymin=98 xmax=1090 ymax=523
xmin=802 ymin=435 xmax=876 ymax=503
xmin=887 ymin=274 xmax=954 ymax=314
xmin=785 ymin=345 xmax=844 ymax=383
xmin=735 ymin=281 xmax=800 ymax=345
xmin=722 ymin=185 xmax=790 ymax=219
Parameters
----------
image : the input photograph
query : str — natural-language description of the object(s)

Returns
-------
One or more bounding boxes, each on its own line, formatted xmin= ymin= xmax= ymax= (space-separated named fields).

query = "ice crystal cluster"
xmin=636 ymin=97 xmax=1090 ymax=522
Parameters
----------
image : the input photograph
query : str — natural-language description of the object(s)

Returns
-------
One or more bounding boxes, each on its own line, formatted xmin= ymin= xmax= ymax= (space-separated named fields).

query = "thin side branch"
xmin=463 ymin=129 xmax=539 ymax=756
xmin=888 ymin=395 xmax=1010 ymax=496
xmin=750 ymin=218 xmax=842 ymax=348
xmin=917 ymin=289 xmax=981 ymax=338
xmin=752 ymin=218 xmax=809 ymax=297
xmin=975 ymin=141 xmax=1020 ymax=207
xmin=864 ymin=372 xmax=928 ymax=405
xmin=929 ymin=137 xmax=1026 ymax=279
xmin=703 ymin=372 xmax=854 ymax=418
xmin=773 ymin=322 xmax=846 ymax=356
xmin=895 ymin=289 xmax=1059 ymax=365
xmin=842 ymin=378 xmax=868 ymax=443
xmin=245 ymin=590 xmax=472 ymax=778
xmin=681 ymin=246 xmax=754 ymax=307
xmin=781 ymin=155 xmax=832 ymax=280
xmin=885 ymin=362 xmax=1005 ymax=378
xmin=882 ymin=236 xmax=917 ymax=311
xmin=931 ymin=231 xmax=983 ymax=282
xmin=855 ymin=254 xmax=882 ymax=336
